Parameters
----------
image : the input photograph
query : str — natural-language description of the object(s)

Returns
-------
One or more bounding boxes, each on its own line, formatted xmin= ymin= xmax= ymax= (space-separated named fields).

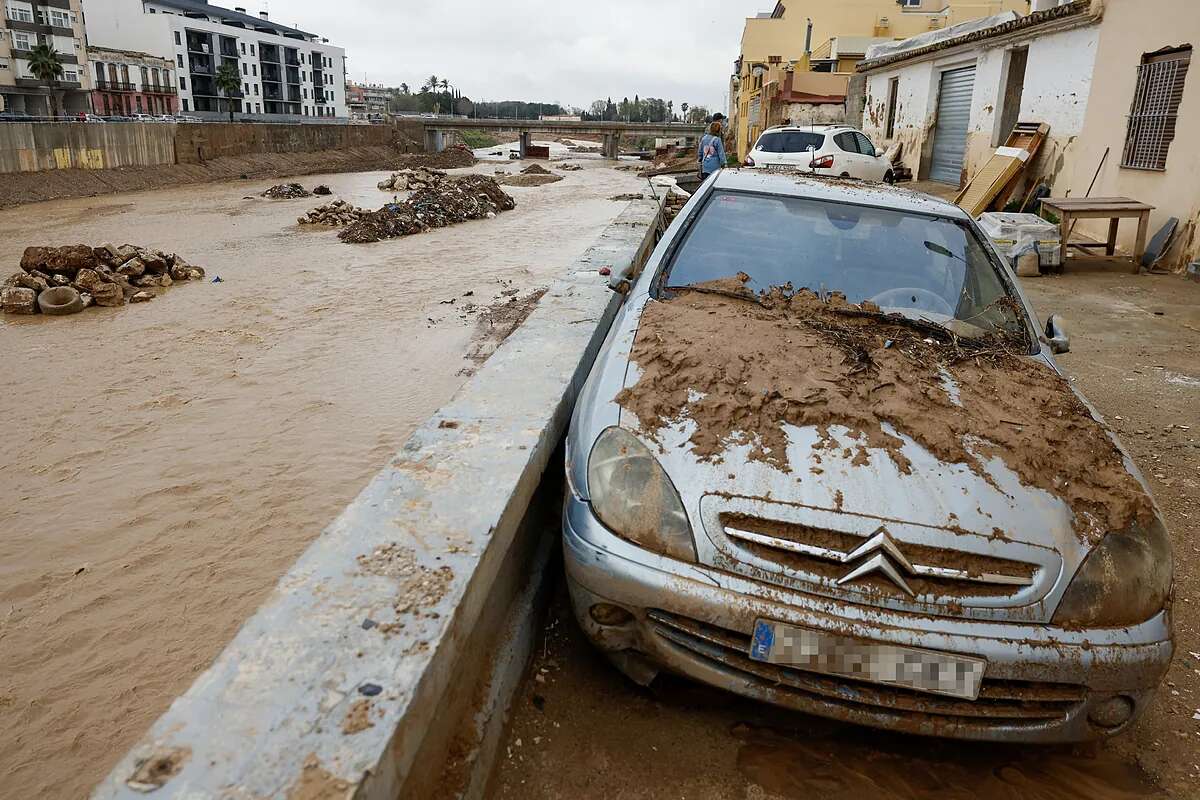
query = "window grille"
xmin=1122 ymin=48 xmax=1190 ymax=170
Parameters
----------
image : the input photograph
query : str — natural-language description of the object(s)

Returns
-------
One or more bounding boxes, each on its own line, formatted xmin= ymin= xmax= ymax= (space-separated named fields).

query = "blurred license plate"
xmin=749 ymin=620 xmax=986 ymax=700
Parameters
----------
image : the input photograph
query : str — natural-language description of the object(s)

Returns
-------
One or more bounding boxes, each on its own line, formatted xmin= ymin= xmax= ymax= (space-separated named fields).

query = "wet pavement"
xmin=491 ymin=262 xmax=1200 ymax=800
xmin=0 ymin=150 xmax=649 ymax=799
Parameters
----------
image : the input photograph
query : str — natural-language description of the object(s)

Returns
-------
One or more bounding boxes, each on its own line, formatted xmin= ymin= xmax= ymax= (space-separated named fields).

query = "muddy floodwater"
xmin=0 ymin=155 xmax=649 ymax=798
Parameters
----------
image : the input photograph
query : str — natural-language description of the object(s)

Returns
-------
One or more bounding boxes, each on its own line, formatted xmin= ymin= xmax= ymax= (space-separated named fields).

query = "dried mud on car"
xmin=615 ymin=276 xmax=1155 ymax=543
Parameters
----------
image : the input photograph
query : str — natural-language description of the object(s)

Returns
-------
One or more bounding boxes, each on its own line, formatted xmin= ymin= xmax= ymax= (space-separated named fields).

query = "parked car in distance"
xmin=156 ymin=114 xmax=178 ymax=122
xmin=177 ymin=115 xmax=202 ymax=123
xmin=564 ymin=169 xmax=1173 ymax=744
xmin=131 ymin=113 xmax=158 ymax=122
xmin=0 ymin=112 xmax=35 ymax=123
xmin=746 ymin=124 xmax=895 ymax=183
xmin=76 ymin=113 xmax=106 ymax=123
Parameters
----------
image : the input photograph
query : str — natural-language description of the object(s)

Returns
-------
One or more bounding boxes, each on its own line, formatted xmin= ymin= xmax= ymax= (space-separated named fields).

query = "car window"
xmin=833 ymin=132 xmax=858 ymax=152
xmin=755 ymin=132 xmax=784 ymax=153
xmin=854 ymin=132 xmax=876 ymax=156
xmin=756 ymin=131 xmax=824 ymax=153
xmin=659 ymin=190 xmax=1026 ymax=336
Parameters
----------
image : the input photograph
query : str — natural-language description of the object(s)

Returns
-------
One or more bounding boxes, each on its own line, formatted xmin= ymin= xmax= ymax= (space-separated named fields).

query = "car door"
xmin=831 ymin=132 xmax=866 ymax=177
xmin=853 ymin=131 xmax=888 ymax=181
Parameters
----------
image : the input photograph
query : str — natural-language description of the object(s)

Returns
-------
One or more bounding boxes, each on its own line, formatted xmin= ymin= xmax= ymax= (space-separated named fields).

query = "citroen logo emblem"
xmin=836 ymin=528 xmax=917 ymax=596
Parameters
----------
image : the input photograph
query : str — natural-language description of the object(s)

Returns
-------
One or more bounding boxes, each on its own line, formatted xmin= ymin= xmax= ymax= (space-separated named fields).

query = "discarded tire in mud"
xmin=37 ymin=286 xmax=84 ymax=315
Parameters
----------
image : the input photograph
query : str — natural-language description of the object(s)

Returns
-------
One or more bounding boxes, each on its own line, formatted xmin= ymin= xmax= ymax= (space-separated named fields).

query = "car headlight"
xmin=1052 ymin=520 xmax=1172 ymax=628
xmin=586 ymin=427 xmax=696 ymax=562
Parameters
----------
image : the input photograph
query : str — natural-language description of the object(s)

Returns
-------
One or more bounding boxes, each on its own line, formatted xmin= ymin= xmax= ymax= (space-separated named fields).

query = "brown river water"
xmin=0 ymin=156 xmax=648 ymax=798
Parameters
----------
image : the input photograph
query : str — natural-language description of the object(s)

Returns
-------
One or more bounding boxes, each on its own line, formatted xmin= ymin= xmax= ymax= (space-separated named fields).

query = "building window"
xmin=240 ymin=42 xmax=246 ymax=54
xmin=179 ymin=75 xmax=186 ymax=89
xmin=6 ymin=4 xmax=34 ymax=23
xmin=0 ymin=59 xmax=9 ymax=70
xmin=885 ymin=77 xmax=899 ymax=139
xmin=242 ymin=62 xmax=247 ymax=75
xmin=250 ymin=44 xmax=255 ymax=55
xmin=244 ymin=82 xmax=249 ymax=94
xmin=1122 ymin=46 xmax=1191 ymax=171
xmin=255 ymin=102 xmax=261 ymax=113
xmin=177 ymin=54 xmax=184 ymax=67
xmin=48 ymin=8 xmax=69 ymax=27
xmin=899 ymin=0 xmax=920 ymax=6
xmin=251 ymin=64 xmax=257 ymax=76
xmin=253 ymin=84 xmax=258 ymax=95
xmin=182 ymin=99 xmax=188 ymax=111
xmin=174 ymin=31 xmax=181 ymax=46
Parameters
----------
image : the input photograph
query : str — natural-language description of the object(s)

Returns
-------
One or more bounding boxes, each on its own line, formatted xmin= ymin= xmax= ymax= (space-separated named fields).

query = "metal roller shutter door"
xmin=930 ymin=66 xmax=976 ymax=185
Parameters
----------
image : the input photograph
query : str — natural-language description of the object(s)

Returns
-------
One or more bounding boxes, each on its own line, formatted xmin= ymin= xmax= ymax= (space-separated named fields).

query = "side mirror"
xmin=608 ymin=261 xmax=635 ymax=294
xmin=875 ymin=147 xmax=884 ymax=158
xmin=1045 ymin=314 xmax=1070 ymax=354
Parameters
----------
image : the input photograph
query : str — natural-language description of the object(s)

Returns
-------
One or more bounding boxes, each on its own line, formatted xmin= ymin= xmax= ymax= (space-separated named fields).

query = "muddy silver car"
xmin=562 ymin=170 xmax=1173 ymax=743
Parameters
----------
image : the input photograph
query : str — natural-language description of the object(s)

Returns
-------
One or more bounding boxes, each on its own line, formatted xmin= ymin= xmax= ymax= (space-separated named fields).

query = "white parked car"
xmin=131 ymin=113 xmax=158 ymax=122
xmin=746 ymin=125 xmax=895 ymax=183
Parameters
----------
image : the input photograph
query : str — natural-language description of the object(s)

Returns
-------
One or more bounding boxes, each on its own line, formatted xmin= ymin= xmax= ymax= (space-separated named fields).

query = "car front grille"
xmin=719 ymin=513 xmax=1039 ymax=603
xmin=647 ymin=609 xmax=1085 ymax=723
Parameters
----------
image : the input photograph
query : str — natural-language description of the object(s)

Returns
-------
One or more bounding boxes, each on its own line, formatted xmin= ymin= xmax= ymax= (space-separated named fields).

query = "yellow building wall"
xmin=733 ymin=0 xmax=1025 ymax=158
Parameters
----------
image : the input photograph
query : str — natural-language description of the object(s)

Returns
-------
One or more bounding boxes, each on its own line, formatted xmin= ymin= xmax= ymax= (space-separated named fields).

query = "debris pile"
xmin=298 ymin=200 xmax=370 ymax=227
xmin=262 ymin=183 xmax=312 ymax=199
xmin=377 ymin=167 xmax=446 ymax=192
xmin=557 ymin=163 xmax=583 ymax=172
xmin=609 ymin=193 xmax=645 ymax=201
xmin=520 ymin=163 xmax=552 ymax=175
xmin=616 ymin=276 xmax=1154 ymax=541
xmin=394 ymin=145 xmax=476 ymax=170
xmin=2 ymin=243 xmax=205 ymax=315
xmin=312 ymin=185 xmax=332 ymax=196
xmin=498 ymin=173 xmax=564 ymax=187
xmin=663 ymin=191 xmax=688 ymax=225
xmin=338 ymin=174 xmax=516 ymax=245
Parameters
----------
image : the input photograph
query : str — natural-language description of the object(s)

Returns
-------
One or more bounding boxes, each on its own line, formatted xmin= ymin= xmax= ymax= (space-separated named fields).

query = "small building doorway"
xmin=930 ymin=65 xmax=977 ymax=184
xmin=996 ymin=47 xmax=1029 ymax=145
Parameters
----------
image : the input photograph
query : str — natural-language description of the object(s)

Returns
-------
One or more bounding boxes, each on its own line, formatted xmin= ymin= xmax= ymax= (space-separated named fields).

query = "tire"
xmin=840 ymin=172 xmax=851 ymax=178
xmin=884 ymin=170 xmax=896 ymax=185
xmin=38 ymin=286 xmax=84 ymax=316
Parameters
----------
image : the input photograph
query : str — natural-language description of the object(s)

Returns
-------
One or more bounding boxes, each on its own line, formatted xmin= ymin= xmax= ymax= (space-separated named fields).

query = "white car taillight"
xmin=810 ymin=155 xmax=835 ymax=169
xmin=744 ymin=156 xmax=756 ymax=167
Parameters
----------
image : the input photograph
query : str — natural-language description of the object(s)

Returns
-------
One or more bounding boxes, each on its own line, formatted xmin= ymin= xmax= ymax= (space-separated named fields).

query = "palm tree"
xmin=27 ymin=44 xmax=64 ymax=118
xmin=399 ymin=82 xmax=410 ymax=95
xmin=214 ymin=63 xmax=241 ymax=123
xmin=681 ymin=102 xmax=689 ymax=121
xmin=424 ymin=74 xmax=439 ymax=93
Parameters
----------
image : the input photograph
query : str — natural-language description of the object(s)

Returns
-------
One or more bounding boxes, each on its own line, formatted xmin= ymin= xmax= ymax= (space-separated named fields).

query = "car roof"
xmin=760 ymin=125 xmax=853 ymax=134
xmin=711 ymin=169 xmax=971 ymax=221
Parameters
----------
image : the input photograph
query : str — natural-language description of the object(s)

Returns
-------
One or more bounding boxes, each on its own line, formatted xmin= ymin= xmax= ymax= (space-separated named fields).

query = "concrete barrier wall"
xmin=0 ymin=123 xmax=176 ymax=174
xmin=173 ymin=122 xmax=399 ymax=164
xmin=0 ymin=120 xmax=428 ymax=174
xmin=92 ymin=195 xmax=667 ymax=800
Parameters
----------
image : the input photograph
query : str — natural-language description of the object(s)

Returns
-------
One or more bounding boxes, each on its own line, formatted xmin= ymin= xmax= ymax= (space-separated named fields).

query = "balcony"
xmin=96 ymin=79 xmax=135 ymax=92
xmin=189 ymin=55 xmax=214 ymax=74
xmin=259 ymin=45 xmax=280 ymax=63
xmin=261 ymin=64 xmax=281 ymax=83
xmin=14 ymin=76 xmax=81 ymax=89
xmin=144 ymin=85 xmax=179 ymax=95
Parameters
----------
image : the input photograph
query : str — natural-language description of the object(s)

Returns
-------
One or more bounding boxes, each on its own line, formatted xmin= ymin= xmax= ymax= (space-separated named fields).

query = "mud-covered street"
xmin=0 ymin=152 xmax=650 ymax=799
xmin=491 ymin=263 xmax=1200 ymax=800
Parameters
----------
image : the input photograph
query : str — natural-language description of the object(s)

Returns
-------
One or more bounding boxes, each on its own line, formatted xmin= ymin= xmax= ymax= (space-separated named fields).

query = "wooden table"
xmin=1040 ymin=197 xmax=1155 ymax=274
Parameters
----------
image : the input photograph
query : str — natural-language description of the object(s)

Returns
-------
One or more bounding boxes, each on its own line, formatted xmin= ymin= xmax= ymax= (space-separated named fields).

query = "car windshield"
xmin=755 ymin=131 xmax=824 ymax=153
xmin=660 ymin=190 xmax=1026 ymax=337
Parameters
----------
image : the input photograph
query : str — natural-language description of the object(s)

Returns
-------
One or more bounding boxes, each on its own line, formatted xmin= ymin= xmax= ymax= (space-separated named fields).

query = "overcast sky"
xmin=260 ymin=0 xmax=767 ymax=112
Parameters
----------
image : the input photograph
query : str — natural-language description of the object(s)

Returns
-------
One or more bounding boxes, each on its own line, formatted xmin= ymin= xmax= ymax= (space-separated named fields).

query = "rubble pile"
xmin=2 ymin=243 xmax=205 ymax=315
xmin=262 ymin=183 xmax=312 ymax=199
xmin=376 ymin=167 xmax=447 ymax=192
xmin=338 ymin=174 xmax=515 ymax=245
xmin=394 ymin=145 xmax=477 ymax=170
xmin=557 ymin=163 xmax=583 ymax=172
xmin=297 ymin=200 xmax=370 ymax=227
xmin=498 ymin=174 xmax=564 ymax=187
xmin=609 ymin=193 xmax=645 ymax=201
xmin=520 ymin=164 xmax=552 ymax=175
xmin=312 ymin=185 xmax=333 ymax=195
xmin=663 ymin=191 xmax=688 ymax=225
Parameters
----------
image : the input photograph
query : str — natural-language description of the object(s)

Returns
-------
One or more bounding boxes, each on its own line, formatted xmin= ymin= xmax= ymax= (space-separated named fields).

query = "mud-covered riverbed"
xmin=0 ymin=157 xmax=649 ymax=798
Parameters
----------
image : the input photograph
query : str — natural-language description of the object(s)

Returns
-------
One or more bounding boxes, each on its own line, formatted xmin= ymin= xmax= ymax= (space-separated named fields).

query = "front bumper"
xmin=563 ymin=494 xmax=1173 ymax=743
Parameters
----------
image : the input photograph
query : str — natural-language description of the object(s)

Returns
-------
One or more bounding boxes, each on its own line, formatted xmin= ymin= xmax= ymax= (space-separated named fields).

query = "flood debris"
xmin=261 ymin=183 xmax=312 ymax=199
xmin=338 ymin=175 xmax=515 ymax=245
xmin=376 ymin=167 xmax=446 ymax=192
xmin=557 ymin=163 xmax=583 ymax=172
xmin=609 ymin=193 xmax=645 ymax=201
xmin=3 ymin=244 xmax=205 ymax=314
xmin=520 ymin=163 xmax=552 ymax=175
xmin=297 ymin=200 xmax=370 ymax=227
xmin=312 ymin=184 xmax=332 ymax=196
xmin=615 ymin=276 xmax=1154 ymax=540
xmin=393 ymin=144 xmax=477 ymax=170
xmin=125 ymin=747 xmax=190 ymax=793
xmin=498 ymin=173 xmax=564 ymax=187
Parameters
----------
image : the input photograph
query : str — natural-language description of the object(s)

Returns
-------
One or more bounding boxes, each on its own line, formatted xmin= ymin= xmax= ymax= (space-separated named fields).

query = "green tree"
xmin=214 ymin=62 xmax=241 ymax=122
xmin=27 ymin=44 xmax=64 ymax=118
xmin=399 ymin=82 xmax=410 ymax=95
xmin=423 ymin=74 xmax=439 ymax=93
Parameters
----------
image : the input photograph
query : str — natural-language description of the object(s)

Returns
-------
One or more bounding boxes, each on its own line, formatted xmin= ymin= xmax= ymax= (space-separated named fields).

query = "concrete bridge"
xmin=420 ymin=117 xmax=706 ymax=158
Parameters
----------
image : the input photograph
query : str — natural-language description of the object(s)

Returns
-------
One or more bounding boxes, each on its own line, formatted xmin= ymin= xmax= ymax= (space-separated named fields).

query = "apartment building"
xmin=88 ymin=45 xmax=177 ymax=115
xmin=346 ymin=81 xmax=389 ymax=118
xmin=1 ymin=0 xmax=92 ymax=115
xmin=81 ymin=0 xmax=348 ymax=119
xmin=730 ymin=0 xmax=1027 ymax=159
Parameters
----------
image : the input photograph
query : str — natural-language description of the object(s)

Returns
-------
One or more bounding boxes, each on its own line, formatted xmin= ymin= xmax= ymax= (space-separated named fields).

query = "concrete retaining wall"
xmin=0 ymin=123 xmax=176 ymax=174
xmin=92 ymin=195 xmax=666 ymax=800
xmin=0 ymin=120 xmax=428 ymax=174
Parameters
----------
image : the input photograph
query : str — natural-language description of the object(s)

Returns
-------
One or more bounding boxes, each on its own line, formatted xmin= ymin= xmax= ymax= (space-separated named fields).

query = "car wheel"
xmin=884 ymin=170 xmax=896 ymax=185
xmin=839 ymin=172 xmax=851 ymax=178
xmin=38 ymin=286 xmax=84 ymax=315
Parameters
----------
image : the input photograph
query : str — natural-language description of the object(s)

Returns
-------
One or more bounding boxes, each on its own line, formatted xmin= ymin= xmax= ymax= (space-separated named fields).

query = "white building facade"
xmin=1 ymin=0 xmax=94 ymax=115
xmin=81 ymin=0 xmax=348 ymax=119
